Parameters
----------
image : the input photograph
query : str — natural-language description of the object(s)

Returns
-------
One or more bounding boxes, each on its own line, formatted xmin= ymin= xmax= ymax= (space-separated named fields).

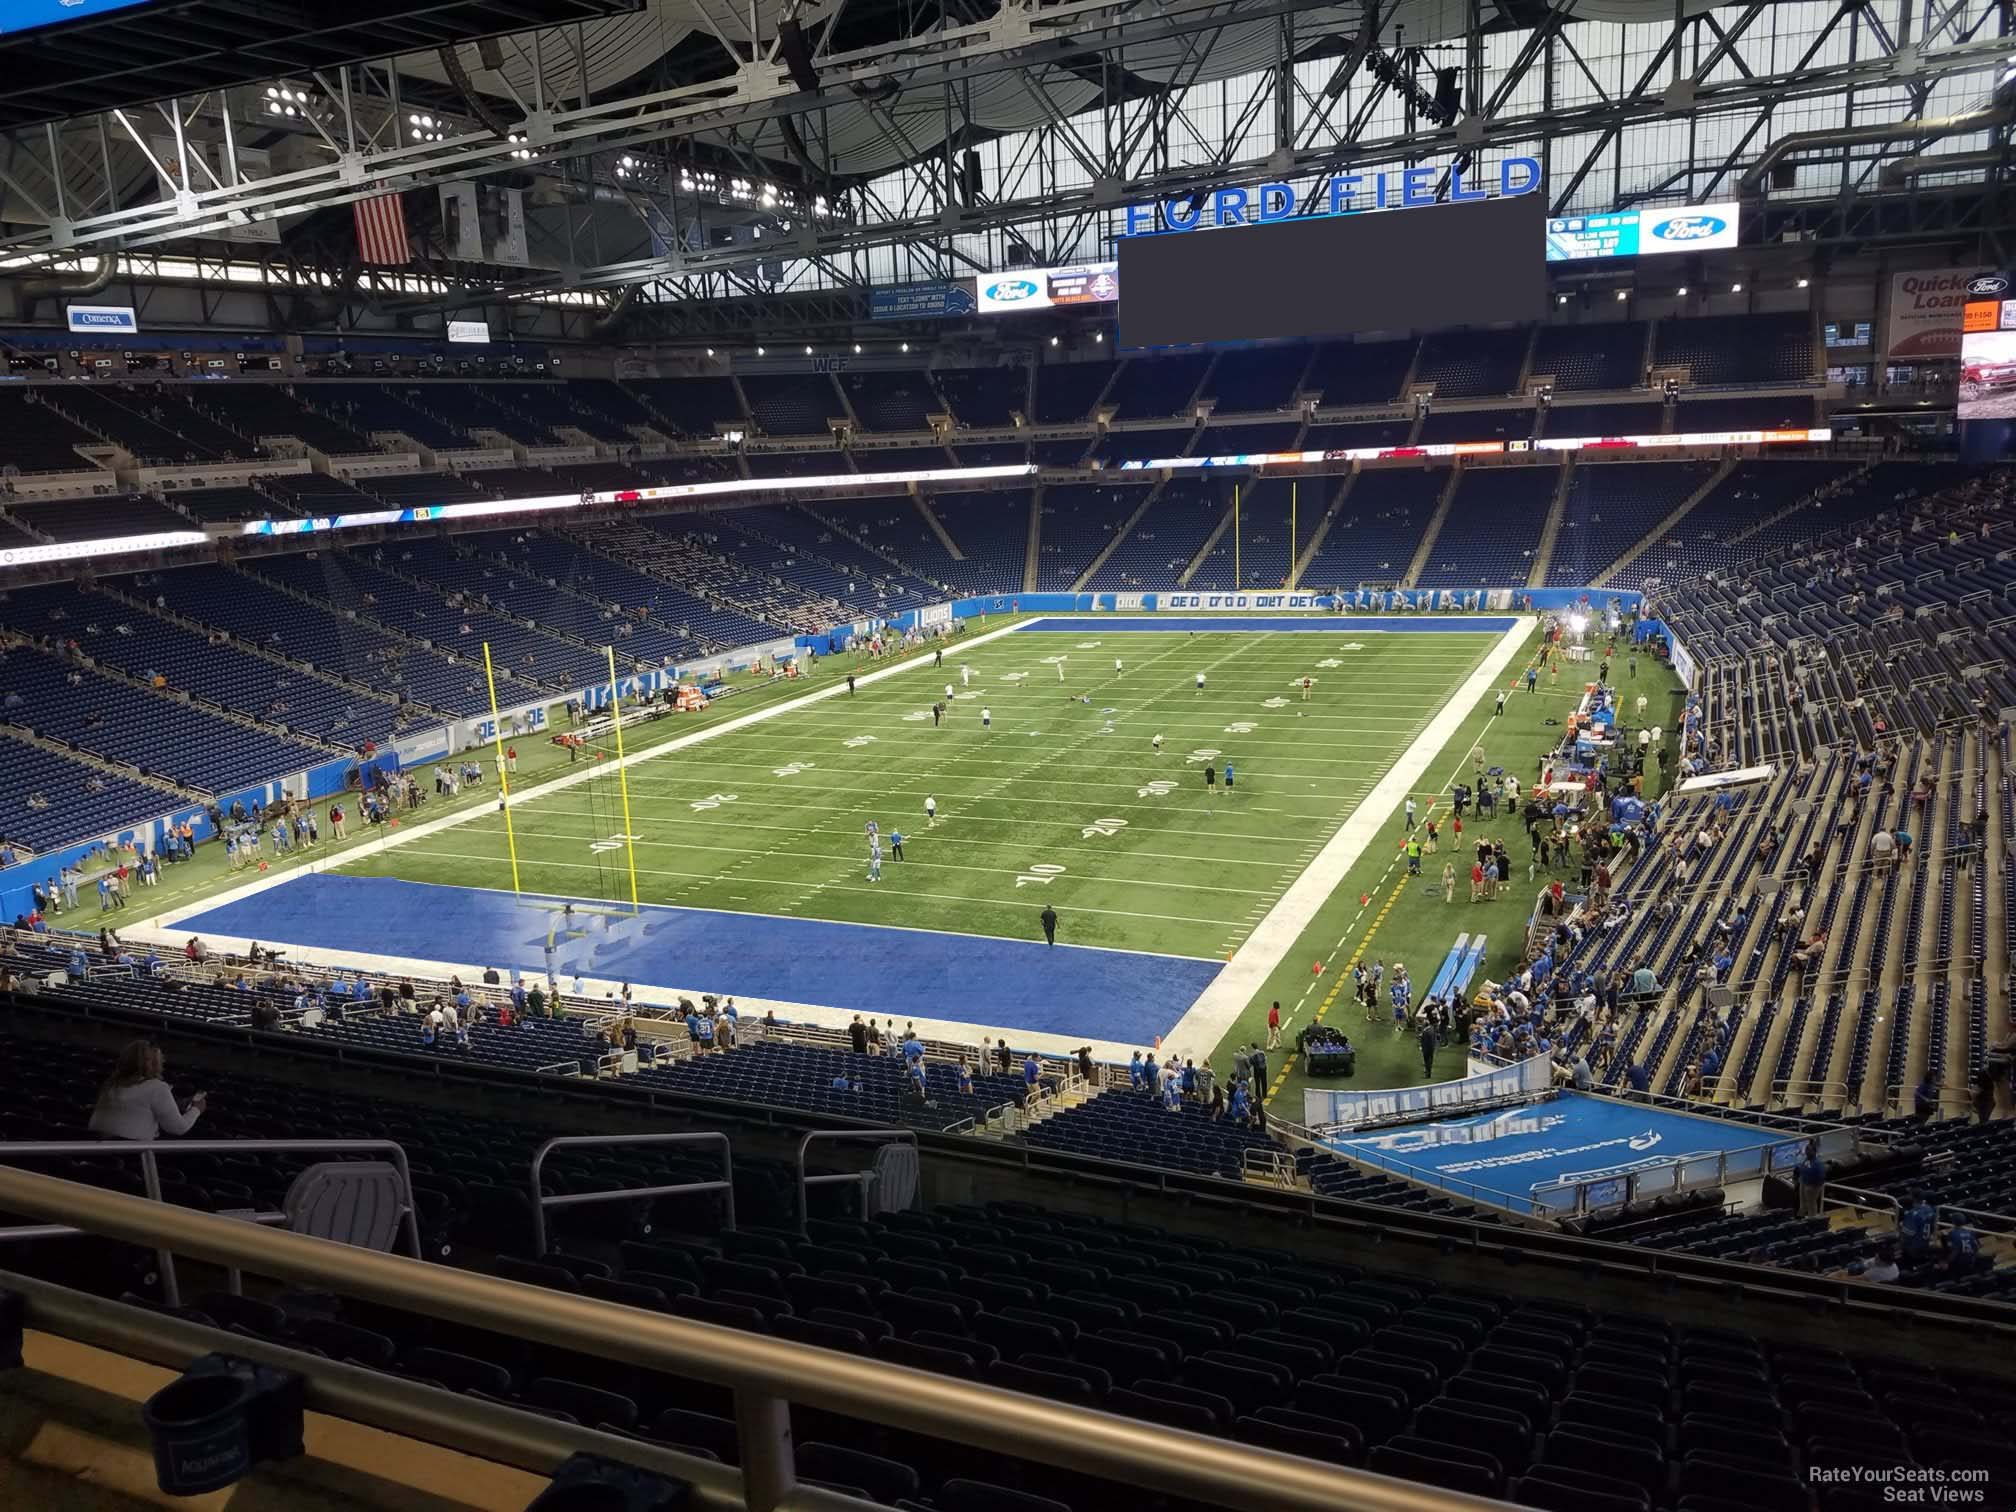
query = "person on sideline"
xmin=89 ymin=1041 xmax=205 ymax=1140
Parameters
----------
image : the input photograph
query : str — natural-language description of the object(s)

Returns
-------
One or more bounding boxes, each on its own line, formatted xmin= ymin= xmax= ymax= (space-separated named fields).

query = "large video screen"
xmin=1960 ymin=326 xmax=2016 ymax=419
xmin=1545 ymin=202 xmax=1739 ymax=262
xmin=1118 ymin=193 xmax=1546 ymax=349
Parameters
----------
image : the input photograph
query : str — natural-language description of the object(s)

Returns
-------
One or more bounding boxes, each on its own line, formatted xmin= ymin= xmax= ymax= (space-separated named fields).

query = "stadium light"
xmin=1676 ymin=286 xmax=1687 ymax=295
xmin=1095 ymin=332 xmax=1104 ymax=343
xmin=1616 ymin=290 xmax=1627 ymax=301
xmin=756 ymin=346 xmax=766 ymax=356
xmin=853 ymin=343 xmax=862 ymax=354
xmin=1797 ymin=278 xmax=1810 ymax=288
xmin=705 ymin=347 xmax=715 ymax=357
xmin=804 ymin=345 xmax=813 ymax=355
xmin=1049 ymin=336 xmax=1059 ymax=346
xmin=1731 ymin=282 xmax=1743 ymax=292
xmin=1568 ymin=612 xmax=1588 ymax=635
xmin=901 ymin=343 xmax=909 ymax=353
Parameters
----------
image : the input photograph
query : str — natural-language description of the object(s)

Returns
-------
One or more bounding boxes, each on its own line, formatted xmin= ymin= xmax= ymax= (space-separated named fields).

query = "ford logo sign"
xmin=1968 ymin=275 xmax=2009 ymax=297
xmin=1651 ymin=215 xmax=1727 ymax=242
xmin=985 ymin=278 xmax=1040 ymax=303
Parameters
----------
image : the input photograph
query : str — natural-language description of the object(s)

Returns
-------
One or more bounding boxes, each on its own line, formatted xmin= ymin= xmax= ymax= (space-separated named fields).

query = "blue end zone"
xmin=1323 ymin=1091 xmax=1788 ymax=1205
xmin=1024 ymin=616 xmax=1516 ymax=634
xmin=174 ymin=873 xmax=1219 ymax=1043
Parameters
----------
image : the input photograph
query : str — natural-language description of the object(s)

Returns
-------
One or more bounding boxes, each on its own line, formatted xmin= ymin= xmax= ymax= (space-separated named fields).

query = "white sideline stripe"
xmin=1155 ymin=616 xmax=1537 ymax=1061
xmin=132 ymin=617 xmax=1035 ymax=937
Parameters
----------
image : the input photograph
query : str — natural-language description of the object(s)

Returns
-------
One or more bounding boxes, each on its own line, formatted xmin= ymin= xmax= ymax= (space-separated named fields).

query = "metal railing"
xmin=795 ymin=1128 xmax=916 ymax=1233
xmin=0 ymin=1137 xmax=421 ymax=1309
xmin=0 ymin=1166 xmax=1486 ymax=1512
xmin=529 ymin=1132 xmax=735 ymax=1258
xmin=1769 ymin=1076 xmax=1850 ymax=1111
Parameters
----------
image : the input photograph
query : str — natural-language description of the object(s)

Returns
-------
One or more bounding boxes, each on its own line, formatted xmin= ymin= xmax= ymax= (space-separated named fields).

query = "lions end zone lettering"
xmin=1123 ymin=159 xmax=1541 ymax=235
xmin=1164 ymin=593 xmax=1324 ymax=610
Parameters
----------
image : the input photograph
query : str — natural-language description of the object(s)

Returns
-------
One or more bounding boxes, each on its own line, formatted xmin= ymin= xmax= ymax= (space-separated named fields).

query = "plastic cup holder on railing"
xmin=524 ymin=1452 xmax=692 ymax=1511
xmin=141 ymin=1354 xmax=303 ymax=1497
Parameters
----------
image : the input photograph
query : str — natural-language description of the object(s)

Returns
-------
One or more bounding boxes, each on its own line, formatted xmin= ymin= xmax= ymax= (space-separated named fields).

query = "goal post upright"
xmin=606 ymin=645 xmax=643 ymax=915
xmin=481 ymin=641 xmax=524 ymax=897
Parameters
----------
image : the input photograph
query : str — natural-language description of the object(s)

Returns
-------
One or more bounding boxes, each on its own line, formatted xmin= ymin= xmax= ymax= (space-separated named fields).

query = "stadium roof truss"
xmin=0 ymin=0 xmax=2010 ymax=325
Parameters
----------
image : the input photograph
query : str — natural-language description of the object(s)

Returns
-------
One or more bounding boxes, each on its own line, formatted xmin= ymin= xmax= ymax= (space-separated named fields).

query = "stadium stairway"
xmin=1064 ymin=482 xmax=1164 ymax=592
xmin=800 ymin=500 xmax=957 ymax=598
xmin=1522 ymin=458 xmax=1576 ymax=589
xmin=1284 ymin=473 xmax=1353 ymax=588
xmin=1400 ymin=468 xmax=1464 ymax=588
xmin=1590 ymin=457 xmax=1730 ymax=588
xmin=565 ymin=516 xmax=825 ymax=641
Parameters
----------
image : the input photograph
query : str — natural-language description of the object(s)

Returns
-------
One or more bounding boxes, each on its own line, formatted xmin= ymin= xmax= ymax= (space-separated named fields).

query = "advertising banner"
xmin=1159 ymin=593 xmax=1327 ymax=611
xmin=1886 ymin=269 xmax=1986 ymax=361
xmin=976 ymin=262 xmax=1118 ymax=314
xmin=870 ymin=282 xmax=977 ymax=320
xmin=64 ymin=303 xmax=138 ymax=335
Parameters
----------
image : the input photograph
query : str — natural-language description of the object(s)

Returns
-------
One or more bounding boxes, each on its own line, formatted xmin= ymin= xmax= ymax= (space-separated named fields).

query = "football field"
xmin=349 ymin=626 xmax=1501 ymax=957
xmin=164 ymin=615 xmax=1529 ymax=1054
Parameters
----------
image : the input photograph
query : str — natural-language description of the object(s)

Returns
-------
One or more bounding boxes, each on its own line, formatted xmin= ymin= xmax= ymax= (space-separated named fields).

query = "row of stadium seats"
xmin=1 ymin=1001 xmax=2011 ymax=1512
xmin=0 ymin=315 xmax=1820 ymax=472
xmin=3 ymin=459 xmax=1987 ymax=860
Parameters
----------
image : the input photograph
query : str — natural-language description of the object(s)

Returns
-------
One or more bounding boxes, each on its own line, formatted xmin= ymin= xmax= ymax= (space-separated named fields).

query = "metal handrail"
xmin=795 ymin=1129 xmax=916 ymax=1233
xmin=529 ymin=1132 xmax=735 ymax=1258
xmin=0 ymin=1268 xmax=777 ymax=1512
xmin=0 ymin=1137 xmax=422 ymax=1308
xmin=0 ymin=1165 xmax=1493 ymax=1512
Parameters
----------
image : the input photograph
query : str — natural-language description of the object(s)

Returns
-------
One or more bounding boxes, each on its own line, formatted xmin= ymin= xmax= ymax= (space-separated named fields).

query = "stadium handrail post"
xmin=606 ymin=645 xmax=643 ymax=913
xmin=481 ymin=640 xmax=524 ymax=897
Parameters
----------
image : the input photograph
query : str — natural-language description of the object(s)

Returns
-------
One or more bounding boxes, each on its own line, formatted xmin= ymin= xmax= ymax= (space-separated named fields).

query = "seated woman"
xmin=88 ymin=1041 xmax=204 ymax=1140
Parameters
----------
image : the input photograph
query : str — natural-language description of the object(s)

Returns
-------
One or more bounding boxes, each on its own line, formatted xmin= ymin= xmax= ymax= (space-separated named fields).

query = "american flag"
xmin=352 ymin=194 xmax=410 ymax=264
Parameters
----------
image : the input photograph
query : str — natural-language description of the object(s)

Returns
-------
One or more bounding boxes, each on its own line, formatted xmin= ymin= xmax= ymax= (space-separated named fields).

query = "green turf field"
xmin=133 ymin=613 xmax=1684 ymax=1097
xmin=330 ymin=626 xmax=1508 ymax=963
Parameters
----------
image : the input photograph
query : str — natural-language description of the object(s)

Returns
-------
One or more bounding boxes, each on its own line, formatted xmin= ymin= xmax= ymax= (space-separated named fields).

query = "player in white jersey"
xmin=1057 ymin=657 xmax=1066 ymax=682
xmin=867 ymin=834 xmax=882 ymax=881
xmin=1114 ymin=657 xmax=1123 ymax=676
xmin=1152 ymin=734 xmax=1164 ymax=753
xmin=925 ymin=794 xmax=938 ymax=826
xmin=945 ymin=683 xmax=955 ymax=702
xmin=981 ymin=707 xmax=992 ymax=729
xmin=1195 ymin=672 xmax=1206 ymax=693
xmin=961 ymin=665 xmax=970 ymax=687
